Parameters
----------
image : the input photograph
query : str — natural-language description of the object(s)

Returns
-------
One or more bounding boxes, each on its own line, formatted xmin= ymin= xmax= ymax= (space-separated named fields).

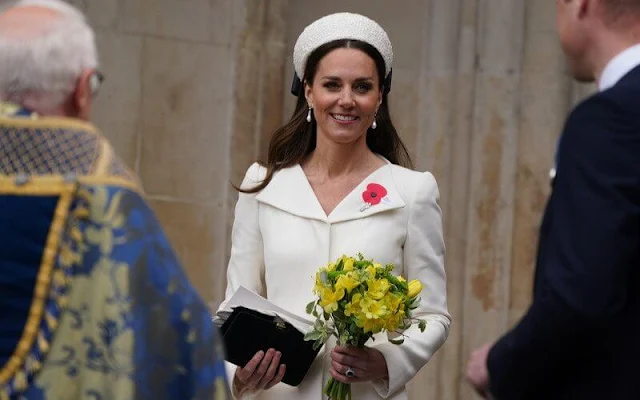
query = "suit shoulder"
xmin=558 ymin=90 xmax=640 ymax=177
xmin=573 ymin=84 xmax=639 ymax=121
xmin=566 ymin=90 xmax=638 ymax=141
xmin=602 ymin=71 xmax=640 ymax=102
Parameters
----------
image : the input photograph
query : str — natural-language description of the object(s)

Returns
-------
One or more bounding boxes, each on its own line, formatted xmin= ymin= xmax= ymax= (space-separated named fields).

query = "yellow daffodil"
xmin=383 ymin=309 xmax=406 ymax=331
xmin=365 ymin=318 xmax=385 ymax=333
xmin=355 ymin=314 xmax=385 ymax=334
xmin=383 ymin=292 xmax=403 ymax=312
xmin=335 ymin=273 xmax=360 ymax=293
xmin=408 ymin=279 xmax=423 ymax=298
xmin=360 ymin=296 xmax=387 ymax=320
xmin=344 ymin=293 xmax=362 ymax=316
xmin=397 ymin=275 xmax=406 ymax=283
xmin=319 ymin=287 xmax=345 ymax=313
xmin=342 ymin=256 xmax=355 ymax=271
xmin=367 ymin=278 xmax=391 ymax=300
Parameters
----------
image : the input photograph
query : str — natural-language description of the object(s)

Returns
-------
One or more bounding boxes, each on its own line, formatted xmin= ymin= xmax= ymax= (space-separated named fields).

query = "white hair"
xmin=0 ymin=0 xmax=98 ymax=112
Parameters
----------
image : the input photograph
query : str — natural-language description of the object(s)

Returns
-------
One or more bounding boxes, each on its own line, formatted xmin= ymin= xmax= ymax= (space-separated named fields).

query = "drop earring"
xmin=307 ymin=107 xmax=312 ymax=122
xmin=372 ymin=114 xmax=377 ymax=129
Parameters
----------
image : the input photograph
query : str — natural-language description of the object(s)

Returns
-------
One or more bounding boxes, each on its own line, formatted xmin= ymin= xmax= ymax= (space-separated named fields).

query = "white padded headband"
xmin=293 ymin=12 xmax=393 ymax=79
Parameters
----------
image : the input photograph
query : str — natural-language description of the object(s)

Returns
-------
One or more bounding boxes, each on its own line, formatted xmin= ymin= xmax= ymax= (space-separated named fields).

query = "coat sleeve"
xmin=216 ymin=163 xmax=267 ymax=398
xmin=486 ymin=94 xmax=640 ymax=399
xmin=371 ymin=171 xmax=451 ymax=397
xmin=219 ymin=163 xmax=267 ymax=306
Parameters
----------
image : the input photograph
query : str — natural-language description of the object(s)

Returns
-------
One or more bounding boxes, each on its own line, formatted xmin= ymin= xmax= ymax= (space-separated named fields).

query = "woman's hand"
xmin=329 ymin=345 xmax=389 ymax=384
xmin=233 ymin=349 xmax=286 ymax=396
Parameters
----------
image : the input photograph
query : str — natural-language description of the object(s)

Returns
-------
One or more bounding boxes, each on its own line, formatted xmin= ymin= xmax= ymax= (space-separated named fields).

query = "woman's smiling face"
xmin=305 ymin=47 xmax=382 ymax=145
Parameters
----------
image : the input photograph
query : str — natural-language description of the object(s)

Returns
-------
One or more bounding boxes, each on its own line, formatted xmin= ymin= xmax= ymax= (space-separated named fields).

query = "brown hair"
xmin=238 ymin=39 xmax=412 ymax=193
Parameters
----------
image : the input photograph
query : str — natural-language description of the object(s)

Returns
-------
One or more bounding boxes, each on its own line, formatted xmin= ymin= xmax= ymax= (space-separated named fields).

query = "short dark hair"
xmin=602 ymin=0 xmax=640 ymax=24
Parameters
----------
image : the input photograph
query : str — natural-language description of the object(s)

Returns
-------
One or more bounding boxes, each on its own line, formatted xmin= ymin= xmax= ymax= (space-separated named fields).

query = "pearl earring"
xmin=307 ymin=107 xmax=312 ymax=122
xmin=372 ymin=116 xmax=377 ymax=130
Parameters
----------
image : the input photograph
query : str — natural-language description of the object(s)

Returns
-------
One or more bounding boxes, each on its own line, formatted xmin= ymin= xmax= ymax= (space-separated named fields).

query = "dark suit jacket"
xmin=487 ymin=65 xmax=640 ymax=400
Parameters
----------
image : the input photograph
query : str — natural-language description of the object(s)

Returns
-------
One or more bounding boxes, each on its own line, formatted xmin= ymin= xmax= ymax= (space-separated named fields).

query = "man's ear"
xmin=576 ymin=0 xmax=590 ymax=19
xmin=73 ymin=68 xmax=94 ymax=121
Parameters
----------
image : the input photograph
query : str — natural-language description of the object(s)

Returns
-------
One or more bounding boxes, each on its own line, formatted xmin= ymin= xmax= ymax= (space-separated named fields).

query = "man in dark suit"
xmin=466 ymin=0 xmax=640 ymax=399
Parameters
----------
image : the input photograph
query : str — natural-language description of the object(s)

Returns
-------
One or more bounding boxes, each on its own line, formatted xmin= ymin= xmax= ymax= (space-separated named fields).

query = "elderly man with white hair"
xmin=0 ymin=0 xmax=100 ymax=118
xmin=0 ymin=1 xmax=230 ymax=399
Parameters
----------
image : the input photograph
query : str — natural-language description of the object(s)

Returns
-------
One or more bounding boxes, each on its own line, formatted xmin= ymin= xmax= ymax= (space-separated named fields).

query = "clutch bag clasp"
xmin=274 ymin=316 xmax=286 ymax=330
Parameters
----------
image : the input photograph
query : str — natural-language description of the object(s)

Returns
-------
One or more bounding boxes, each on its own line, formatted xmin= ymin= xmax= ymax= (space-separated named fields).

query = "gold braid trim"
xmin=0 ymin=175 xmax=141 ymax=195
xmin=0 ymin=181 xmax=74 ymax=385
xmin=93 ymin=137 xmax=113 ymax=175
xmin=0 ymin=115 xmax=99 ymax=134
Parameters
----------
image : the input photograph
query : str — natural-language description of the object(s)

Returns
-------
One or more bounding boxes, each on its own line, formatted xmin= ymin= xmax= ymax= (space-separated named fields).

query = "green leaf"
xmin=306 ymin=301 xmax=316 ymax=315
xmin=419 ymin=320 xmax=427 ymax=332
xmin=312 ymin=338 xmax=324 ymax=350
xmin=339 ymin=330 xmax=351 ymax=345
xmin=304 ymin=330 xmax=323 ymax=341
xmin=320 ymin=270 xmax=329 ymax=285
xmin=389 ymin=337 xmax=405 ymax=345
xmin=315 ymin=335 xmax=327 ymax=350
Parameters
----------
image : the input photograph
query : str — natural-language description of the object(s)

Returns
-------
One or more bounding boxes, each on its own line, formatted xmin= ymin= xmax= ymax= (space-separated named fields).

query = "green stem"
xmin=324 ymin=378 xmax=332 ymax=394
xmin=325 ymin=378 xmax=339 ymax=400
xmin=324 ymin=378 xmax=351 ymax=400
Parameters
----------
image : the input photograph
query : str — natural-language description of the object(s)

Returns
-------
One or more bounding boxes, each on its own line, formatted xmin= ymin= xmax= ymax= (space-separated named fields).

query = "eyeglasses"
xmin=89 ymin=70 xmax=105 ymax=98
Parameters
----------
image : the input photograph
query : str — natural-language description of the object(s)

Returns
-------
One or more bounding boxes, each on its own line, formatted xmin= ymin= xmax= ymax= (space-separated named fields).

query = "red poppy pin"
xmin=361 ymin=183 xmax=388 ymax=211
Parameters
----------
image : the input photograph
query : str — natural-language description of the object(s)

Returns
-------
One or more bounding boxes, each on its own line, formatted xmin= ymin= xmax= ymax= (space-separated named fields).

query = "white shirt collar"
xmin=598 ymin=43 xmax=640 ymax=91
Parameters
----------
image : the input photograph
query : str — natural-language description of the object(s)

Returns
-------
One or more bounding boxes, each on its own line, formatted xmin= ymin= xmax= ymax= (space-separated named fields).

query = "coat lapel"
xmin=255 ymin=165 xmax=327 ymax=222
xmin=327 ymin=164 xmax=405 ymax=224
xmin=255 ymin=163 xmax=405 ymax=224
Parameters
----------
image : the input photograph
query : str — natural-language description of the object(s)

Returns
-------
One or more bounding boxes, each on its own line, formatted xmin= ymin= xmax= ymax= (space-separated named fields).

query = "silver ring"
xmin=345 ymin=367 xmax=355 ymax=378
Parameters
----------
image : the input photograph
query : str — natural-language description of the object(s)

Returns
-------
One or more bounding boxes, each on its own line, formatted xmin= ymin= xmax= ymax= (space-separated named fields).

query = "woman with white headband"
xmin=219 ymin=12 xmax=450 ymax=400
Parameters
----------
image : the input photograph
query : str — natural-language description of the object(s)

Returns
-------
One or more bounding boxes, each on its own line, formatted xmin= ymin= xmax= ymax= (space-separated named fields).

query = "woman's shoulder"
xmin=238 ymin=162 xmax=268 ymax=190
xmin=242 ymin=162 xmax=300 ymax=185
xmin=387 ymin=164 xmax=437 ymax=191
xmin=247 ymin=161 xmax=267 ymax=175
xmin=385 ymin=164 xmax=439 ymax=208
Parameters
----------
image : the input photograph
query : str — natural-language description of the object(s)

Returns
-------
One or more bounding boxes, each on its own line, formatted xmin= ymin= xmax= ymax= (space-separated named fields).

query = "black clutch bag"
xmin=220 ymin=306 xmax=321 ymax=386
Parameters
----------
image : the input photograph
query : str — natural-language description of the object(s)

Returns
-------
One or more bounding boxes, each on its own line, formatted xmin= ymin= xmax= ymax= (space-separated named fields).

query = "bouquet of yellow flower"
xmin=304 ymin=254 xmax=425 ymax=400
